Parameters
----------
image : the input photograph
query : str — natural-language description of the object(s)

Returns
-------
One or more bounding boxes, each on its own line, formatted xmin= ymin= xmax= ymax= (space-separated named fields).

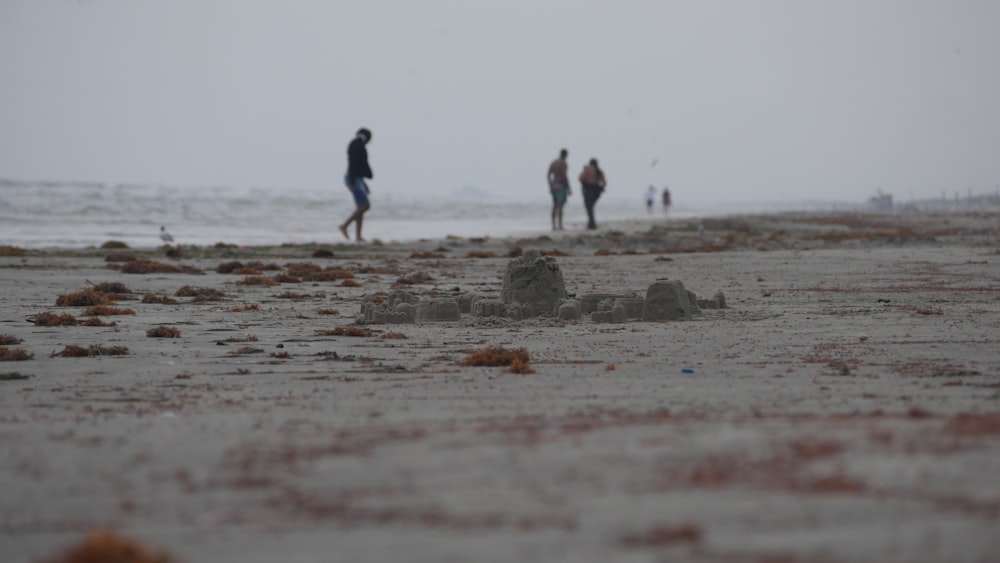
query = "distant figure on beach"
xmin=159 ymin=226 xmax=173 ymax=243
xmin=340 ymin=127 xmax=373 ymax=242
xmin=547 ymin=148 xmax=571 ymax=231
xmin=662 ymin=187 xmax=671 ymax=213
xmin=578 ymin=158 xmax=606 ymax=230
xmin=645 ymin=185 xmax=656 ymax=213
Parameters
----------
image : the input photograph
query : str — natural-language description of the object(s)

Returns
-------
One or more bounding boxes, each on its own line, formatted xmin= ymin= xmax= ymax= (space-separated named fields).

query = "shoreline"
xmin=7 ymin=207 xmax=999 ymax=255
xmin=2 ymin=210 xmax=998 ymax=562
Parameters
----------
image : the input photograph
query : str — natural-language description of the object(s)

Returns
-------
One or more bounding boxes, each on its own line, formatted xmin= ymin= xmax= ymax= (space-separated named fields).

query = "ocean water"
xmin=0 ymin=180 xmax=719 ymax=249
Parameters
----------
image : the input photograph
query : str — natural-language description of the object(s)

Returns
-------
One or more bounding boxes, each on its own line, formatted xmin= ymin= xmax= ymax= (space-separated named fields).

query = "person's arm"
xmin=361 ymin=146 xmax=373 ymax=180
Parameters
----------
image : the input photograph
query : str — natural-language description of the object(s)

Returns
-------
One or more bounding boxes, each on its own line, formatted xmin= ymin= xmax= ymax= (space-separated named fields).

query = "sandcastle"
xmin=360 ymin=250 xmax=726 ymax=324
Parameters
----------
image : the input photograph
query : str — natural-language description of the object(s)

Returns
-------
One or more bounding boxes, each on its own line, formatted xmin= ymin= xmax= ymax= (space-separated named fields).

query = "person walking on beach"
xmin=579 ymin=158 xmax=606 ymax=230
xmin=662 ymin=186 xmax=672 ymax=214
xmin=645 ymin=185 xmax=656 ymax=214
xmin=547 ymin=149 xmax=571 ymax=230
xmin=340 ymin=127 xmax=373 ymax=241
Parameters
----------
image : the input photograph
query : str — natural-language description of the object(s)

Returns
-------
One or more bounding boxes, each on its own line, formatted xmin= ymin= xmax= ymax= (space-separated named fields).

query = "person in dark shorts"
xmin=578 ymin=158 xmax=606 ymax=230
xmin=547 ymin=148 xmax=571 ymax=230
xmin=340 ymin=127 xmax=373 ymax=242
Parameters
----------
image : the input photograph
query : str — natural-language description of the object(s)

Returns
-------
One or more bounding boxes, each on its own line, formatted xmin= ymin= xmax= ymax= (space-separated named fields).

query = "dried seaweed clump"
xmin=55 ymin=289 xmax=111 ymax=307
xmin=460 ymin=346 xmax=531 ymax=368
xmin=32 ymin=312 xmax=78 ymax=326
xmin=215 ymin=261 xmax=244 ymax=274
xmin=90 ymin=281 xmax=130 ymax=295
xmin=393 ymin=271 xmax=434 ymax=286
xmin=37 ymin=528 xmax=174 ymax=563
xmin=56 ymin=345 xmax=130 ymax=357
xmin=236 ymin=275 xmax=279 ymax=286
xmin=142 ymin=292 xmax=179 ymax=304
xmin=409 ymin=251 xmax=444 ymax=259
xmin=99 ymin=240 xmax=130 ymax=249
xmin=0 ymin=347 xmax=33 ymax=361
xmin=175 ymin=285 xmax=226 ymax=301
xmin=115 ymin=260 xmax=201 ymax=275
xmin=0 ymin=334 xmax=23 ymax=345
xmin=82 ymin=305 xmax=136 ymax=316
xmin=284 ymin=263 xmax=355 ymax=282
xmin=223 ymin=334 xmax=258 ymax=343
xmin=146 ymin=326 xmax=181 ymax=338
xmin=315 ymin=326 xmax=369 ymax=337
xmin=225 ymin=261 xmax=281 ymax=275
xmin=0 ymin=245 xmax=27 ymax=257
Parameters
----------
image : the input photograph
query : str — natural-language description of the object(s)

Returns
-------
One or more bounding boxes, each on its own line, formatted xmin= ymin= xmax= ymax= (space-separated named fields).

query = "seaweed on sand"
xmin=55 ymin=345 xmax=129 ymax=357
xmin=460 ymin=346 xmax=534 ymax=374
xmin=146 ymin=326 xmax=181 ymax=338
xmin=0 ymin=347 xmax=33 ymax=361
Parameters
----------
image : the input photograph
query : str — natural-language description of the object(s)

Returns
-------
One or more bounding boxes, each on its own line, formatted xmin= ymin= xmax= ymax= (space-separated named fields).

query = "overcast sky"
xmin=1 ymin=0 xmax=998 ymax=205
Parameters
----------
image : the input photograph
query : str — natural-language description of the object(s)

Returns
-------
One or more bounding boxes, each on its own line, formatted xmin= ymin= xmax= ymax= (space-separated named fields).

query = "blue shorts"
xmin=550 ymin=182 xmax=568 ymax=205
xmin=344 ymin=174 xmax=369 ymax=207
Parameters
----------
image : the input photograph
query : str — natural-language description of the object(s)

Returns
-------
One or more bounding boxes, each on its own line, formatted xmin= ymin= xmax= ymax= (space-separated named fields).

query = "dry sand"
xmin=1 ymin=211 xmax=999 ymax=563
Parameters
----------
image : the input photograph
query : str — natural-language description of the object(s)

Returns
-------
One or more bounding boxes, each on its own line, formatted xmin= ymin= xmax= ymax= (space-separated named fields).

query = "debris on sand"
xmin=459 ymin=346 xmax=533 ymax=374
xmin=31 ymin=312 xmax=78 ymax=326
xmin=0 ymin=347 xmax=33 ymax=361
xmin=82 ymin=305 xmax=136 ymax=316
xmin=55 ymin=289 xmax=112 ymax=307
xmin=55 ymin=345 xmax=130 ymax=358
xmin=38 ymin=528 xmax=174 ymax=563
xmin=175 ymin=286 xmax=226 ymax=301
xmin=146 ymin=326 xmax=181 ymax=338
xmin=0 ymin=334 xmax=24 ymax=345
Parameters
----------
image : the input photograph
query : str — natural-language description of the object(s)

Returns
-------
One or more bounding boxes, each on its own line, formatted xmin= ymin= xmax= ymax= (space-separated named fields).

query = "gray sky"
xmin=1 ymin=0 xmax=998 ymax=205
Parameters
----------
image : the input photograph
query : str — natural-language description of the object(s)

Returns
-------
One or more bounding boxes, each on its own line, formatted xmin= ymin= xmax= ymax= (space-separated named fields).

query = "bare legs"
xmin=551 ymin=202 xmax=565 ymax=230
xmin=339 ymin=203 xmax=370 ymax=242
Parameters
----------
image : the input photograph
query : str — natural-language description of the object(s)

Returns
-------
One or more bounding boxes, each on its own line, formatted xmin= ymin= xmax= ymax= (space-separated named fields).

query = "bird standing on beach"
xmin=160 ymin=226 xmax=174 ymax=243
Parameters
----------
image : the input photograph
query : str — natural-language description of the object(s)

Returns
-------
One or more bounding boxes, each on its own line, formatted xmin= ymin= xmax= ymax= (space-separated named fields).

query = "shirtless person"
xmin=547 ymin=148 xmax=571 ymax=230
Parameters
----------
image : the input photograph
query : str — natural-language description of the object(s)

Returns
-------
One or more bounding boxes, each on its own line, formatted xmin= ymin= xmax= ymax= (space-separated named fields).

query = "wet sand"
xmin=1 ymin=211 xmax=999 ymax=563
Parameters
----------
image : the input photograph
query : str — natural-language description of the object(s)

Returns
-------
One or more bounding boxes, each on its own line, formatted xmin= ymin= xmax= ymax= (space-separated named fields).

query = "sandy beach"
xmin=1 ymin=210 xmax=999 ymax=563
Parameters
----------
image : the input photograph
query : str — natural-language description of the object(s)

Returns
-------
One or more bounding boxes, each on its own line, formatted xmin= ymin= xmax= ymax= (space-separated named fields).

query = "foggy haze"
xmin=1 ymin=0 xmax=998 ymax=206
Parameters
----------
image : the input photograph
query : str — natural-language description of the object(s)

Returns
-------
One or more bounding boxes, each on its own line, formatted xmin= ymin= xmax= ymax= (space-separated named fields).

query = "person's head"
xmin=559 ymin=148 xmax=568 ymax=159
xmin=589 ymin=158 xmax=598 ymax=167
xmin=356 ymin=128 xmax=372 ymax=143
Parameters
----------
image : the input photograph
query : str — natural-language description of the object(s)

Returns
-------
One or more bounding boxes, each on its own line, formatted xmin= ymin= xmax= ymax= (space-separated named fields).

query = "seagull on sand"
xmin=160 ymin=226 xmax=174 ymax=243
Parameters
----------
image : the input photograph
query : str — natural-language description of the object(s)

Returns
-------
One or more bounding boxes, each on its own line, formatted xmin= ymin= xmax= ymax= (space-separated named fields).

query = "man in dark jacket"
xmin=340 ymin=127 xmax=373 ymax=241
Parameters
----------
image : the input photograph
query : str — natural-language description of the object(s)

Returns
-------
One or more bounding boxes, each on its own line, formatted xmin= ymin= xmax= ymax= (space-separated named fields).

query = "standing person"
xmin=578 ymin=158 xmax=606 ymax=230
xmin=645 ymin=185 xmax=656 ymax=213
xmin=547 ymin=148 xmax=571 ymax=231
xmin=662 ymin=186 xmax=672 ymax=213
xmin=339 ymin=127 xmax=373 ymax=242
